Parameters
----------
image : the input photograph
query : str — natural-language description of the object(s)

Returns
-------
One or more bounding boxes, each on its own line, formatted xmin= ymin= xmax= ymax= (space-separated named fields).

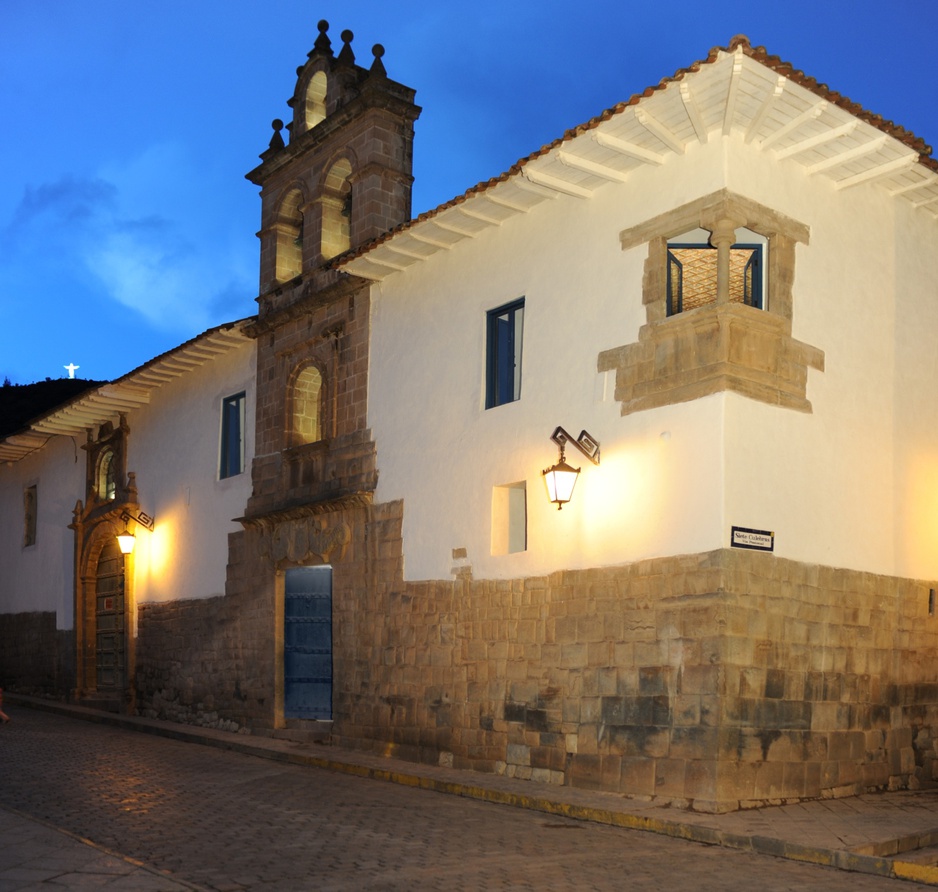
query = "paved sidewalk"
xmin=0 ymin=803 xmax=199 ymax=891
xmin=6 ymin=694 xmax=938 ymax=887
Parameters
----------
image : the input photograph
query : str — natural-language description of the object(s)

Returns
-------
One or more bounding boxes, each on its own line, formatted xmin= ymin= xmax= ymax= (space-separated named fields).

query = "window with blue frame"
xmin=219 ymin=391 xmax=245 ymax=479
xmin=486 ymin=298 xmax=524 ymax=409
xmin=667 ymin=234 xmax=764 ymax=316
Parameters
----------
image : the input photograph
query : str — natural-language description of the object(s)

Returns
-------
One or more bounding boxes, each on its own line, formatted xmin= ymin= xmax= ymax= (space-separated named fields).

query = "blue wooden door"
xmin=284 ymin=566 xmax=332 ymax=719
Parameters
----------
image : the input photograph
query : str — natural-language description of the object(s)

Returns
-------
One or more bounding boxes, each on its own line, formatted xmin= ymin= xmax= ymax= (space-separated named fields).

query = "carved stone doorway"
xmin=72 ymin=512 xmax=137 ymax=714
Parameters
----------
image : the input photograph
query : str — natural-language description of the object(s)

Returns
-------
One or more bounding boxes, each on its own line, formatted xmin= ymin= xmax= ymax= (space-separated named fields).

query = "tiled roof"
xmin=338 ymin=36 xmax=937 ymax=280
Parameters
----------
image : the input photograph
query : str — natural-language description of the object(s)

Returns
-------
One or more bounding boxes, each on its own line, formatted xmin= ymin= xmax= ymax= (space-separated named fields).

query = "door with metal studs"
xmin=284 ymin=566 xmax=333 ymax=719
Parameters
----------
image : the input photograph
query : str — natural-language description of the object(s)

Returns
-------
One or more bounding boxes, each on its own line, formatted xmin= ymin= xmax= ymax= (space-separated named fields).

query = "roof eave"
xmin=338 ymin=37 xmax=937 ymax=282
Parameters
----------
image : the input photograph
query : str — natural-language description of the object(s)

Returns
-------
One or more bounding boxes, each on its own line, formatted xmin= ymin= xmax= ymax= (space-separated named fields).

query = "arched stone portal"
xmin=72 ymin=498 xmax=139 ymax=713
xmin=73 ymin=514 xmax=136 ymax=713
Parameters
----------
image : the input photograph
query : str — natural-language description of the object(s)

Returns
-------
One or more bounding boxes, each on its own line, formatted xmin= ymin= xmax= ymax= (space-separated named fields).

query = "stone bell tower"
xmin=229 ymin=22 xmax=421 ymax=733
xmin=246 ymin=20 xmax=421 ymax=305
xmin=240 ymin=21 xmax=420 ymax=551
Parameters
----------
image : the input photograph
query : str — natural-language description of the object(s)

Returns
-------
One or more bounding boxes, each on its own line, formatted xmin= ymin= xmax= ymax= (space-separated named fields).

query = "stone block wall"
xmin=132 ymin=496 xmax=938 ymax=813
xmin=247 ymin=279 xmax=375 ymax=520
xmin=597 ymin=302 xmax=825 ymax=415
xmin=329 ymin=517 xmax=938 ymax=812
xmin=0 ymin=611 xmax=73 ymax=696
xmin=135 ymin=530 xmax=274 ymax=732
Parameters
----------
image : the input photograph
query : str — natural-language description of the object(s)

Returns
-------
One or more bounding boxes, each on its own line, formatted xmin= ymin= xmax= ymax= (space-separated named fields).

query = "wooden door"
xmin=95 ymin=542 xmax=124 ymax=691
xmin=284 ymin=566 xmax=332 ymax=719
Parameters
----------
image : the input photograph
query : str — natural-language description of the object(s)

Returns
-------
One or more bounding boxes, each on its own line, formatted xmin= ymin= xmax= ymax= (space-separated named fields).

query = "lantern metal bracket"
xmin=121 ymin=508 xmax=155 ymax=531
xmin=549 ymin=426 xmax=600 ymax=465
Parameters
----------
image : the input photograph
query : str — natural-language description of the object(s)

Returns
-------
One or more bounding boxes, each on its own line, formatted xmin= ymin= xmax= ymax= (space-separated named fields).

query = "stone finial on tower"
xmin=337 ymin=30 xmax=355 ymax=65
xmin=310 ymin=19 xmax=333 ymax=57
xmin=370 ymin=44 xmax=386 ymax=77
xmin=268 ymin=119 xmax=285 ymax=151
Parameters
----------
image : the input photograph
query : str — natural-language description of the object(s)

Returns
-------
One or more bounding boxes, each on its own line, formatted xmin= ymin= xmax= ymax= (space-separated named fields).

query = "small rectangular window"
xmin=486 ymin=298 xmax=524 ymax=409
xmin=492 ymin=481 xmax=527 ymax=555
xmin=24 ymin=484 xmax=37 ymax=547
xmin=219 ymin=392 xmax=246 ymax=479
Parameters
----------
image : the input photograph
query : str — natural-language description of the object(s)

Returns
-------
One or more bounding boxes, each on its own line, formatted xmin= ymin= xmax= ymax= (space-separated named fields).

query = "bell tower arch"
xmin=247 ymin=20 xmax=421 ymax=295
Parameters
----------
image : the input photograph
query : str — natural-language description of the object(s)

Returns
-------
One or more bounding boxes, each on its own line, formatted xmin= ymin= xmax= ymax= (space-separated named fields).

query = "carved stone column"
xmin=709 ymin=217 xmax=741 ymax=305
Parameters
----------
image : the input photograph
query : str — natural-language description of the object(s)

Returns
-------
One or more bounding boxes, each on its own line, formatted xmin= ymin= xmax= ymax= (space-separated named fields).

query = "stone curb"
xmin=893 ymin=861 xmax=938 ymax=885
xmin=9 ymin=695 xmax=938 ymax=887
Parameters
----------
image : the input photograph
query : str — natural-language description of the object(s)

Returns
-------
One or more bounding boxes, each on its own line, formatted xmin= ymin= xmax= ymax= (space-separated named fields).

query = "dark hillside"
xmin=0 ymin=379 xmax=104 ymax=438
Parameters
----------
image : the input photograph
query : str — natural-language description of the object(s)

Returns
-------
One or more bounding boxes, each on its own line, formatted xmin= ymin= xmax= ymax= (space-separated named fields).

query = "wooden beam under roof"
xmin=483 ymin=192 xmax=535 ymax=213
xmin=131 ymin=370 xmax=182 ymax=385
xmin=407 ymin=230 xmax=456 ymax=250
xmin=30 ymin=417 xmax=89 ymax=434
xmin=745 ymin=76 xmax=786 ymax=144
xmin=912 ymin=194 xmax=938 ymax=209
xmin=680 ymin=82 xmax=708 ymax=144
xmin=102 ymin=384 xmax=150 ymax=404
xmin=557 ymin=151 xmax=631 ymax=183
xmin=635 ymin=108 xmax=685 ymax=155
xmin=432 ymin=217 xmax=481 ymax=238
xmin=357 ymin=251 xmax=411 ymax=271
xmin=760 ymin=100 xmax=827 ymax=150
xmin=836 ymin=155 xmax=916 ymax=190
xmin=155 ymin=357 xmax=205 ymax=372
xmin=889 ymin=177 xmax=937 ymax=197
xmin=592 ymin=131 xmax=665 ymax=165
xmin=382 ymin=242 xmax=433 ymax=261
xmin=77 ymin=395 xmax=146 ymax=413
xmin=722 ymin=55 xmax=743 ymax=136
xmin=774 ymin=121 xmax=858 ymax=160
xmin=512 ymin=177 xmax=561 ymax=200
xmin=522 ymin=167 xmax=594 ymax=199
xmin=805 ymin=136 xmax=888 ymax=175
xmin=341 ymin=258 xmax=389 ymax=281
xmin=456 ymin=204 xmax=504 ymax=225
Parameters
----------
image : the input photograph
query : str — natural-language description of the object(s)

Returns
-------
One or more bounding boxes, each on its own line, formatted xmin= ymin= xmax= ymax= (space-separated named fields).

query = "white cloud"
xmin=75 ymin=142 xmax=256 ymax=332
xmin=84 ymin=231 xmax=215 ymax=331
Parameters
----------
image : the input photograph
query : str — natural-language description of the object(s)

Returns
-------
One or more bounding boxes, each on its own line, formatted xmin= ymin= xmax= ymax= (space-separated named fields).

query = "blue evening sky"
xmin=1 ymin=1 xmax=935 ymax=385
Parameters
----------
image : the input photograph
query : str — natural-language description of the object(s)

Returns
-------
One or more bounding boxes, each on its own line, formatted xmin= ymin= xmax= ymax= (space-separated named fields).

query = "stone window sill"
xmin=598 ymin=302 xmax=824 ymax=415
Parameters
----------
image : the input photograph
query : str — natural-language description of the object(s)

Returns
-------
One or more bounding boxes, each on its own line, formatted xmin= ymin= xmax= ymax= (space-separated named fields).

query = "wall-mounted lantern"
xmin=116 ymin=508 xmax=155 ymax=555
xmin=542 ymin=426 xmax=600 ymax=510
xmin=116 ymin=527 xmax=136 ymax=555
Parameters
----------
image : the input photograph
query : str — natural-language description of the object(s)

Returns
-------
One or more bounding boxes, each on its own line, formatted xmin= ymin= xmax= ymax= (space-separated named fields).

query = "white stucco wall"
xmin=126 ymin=340 xmax=255 ymax=605
xmin=0 ymin=435 xmax=84 ymax=628
xmin=721 ymin=139 xmax=900 ymax=575
xmin=890 ymin=199 xmax=938 ymax=581
xmin=369 ymin=132 xmax=938 ymax=582
xmin=369 ymin=140 xmax=731 ymax=581
xmin=0 ymin=336 xmax=256 ymax=631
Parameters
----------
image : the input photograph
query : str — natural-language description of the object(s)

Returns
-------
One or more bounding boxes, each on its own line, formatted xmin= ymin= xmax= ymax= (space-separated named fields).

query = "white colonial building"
xmin=2 ymin=29 xmax=937 ymax=811
xmin=0 ymin=321 xmax=255 ymax=713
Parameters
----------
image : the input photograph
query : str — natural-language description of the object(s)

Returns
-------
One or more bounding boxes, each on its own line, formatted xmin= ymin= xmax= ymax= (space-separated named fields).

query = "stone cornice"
xmin=247 ymin=272 xmax=369 ymax=337
xmin=236 ymin=492 xmax=373 ymax=529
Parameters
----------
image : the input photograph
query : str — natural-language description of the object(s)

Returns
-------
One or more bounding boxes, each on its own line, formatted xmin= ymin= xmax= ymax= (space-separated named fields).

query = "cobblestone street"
xmin=0 ymin=710 xmax=925 ymax=890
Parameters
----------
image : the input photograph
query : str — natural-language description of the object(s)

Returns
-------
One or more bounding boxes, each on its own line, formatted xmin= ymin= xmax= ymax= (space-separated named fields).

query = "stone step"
xmin=269 ymin=720 xmax=333 ymax=744
xmin=78 ymin=696 xmax=121 ymax=714
xmin=892 ymin=844 xmax=938 ymax=867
